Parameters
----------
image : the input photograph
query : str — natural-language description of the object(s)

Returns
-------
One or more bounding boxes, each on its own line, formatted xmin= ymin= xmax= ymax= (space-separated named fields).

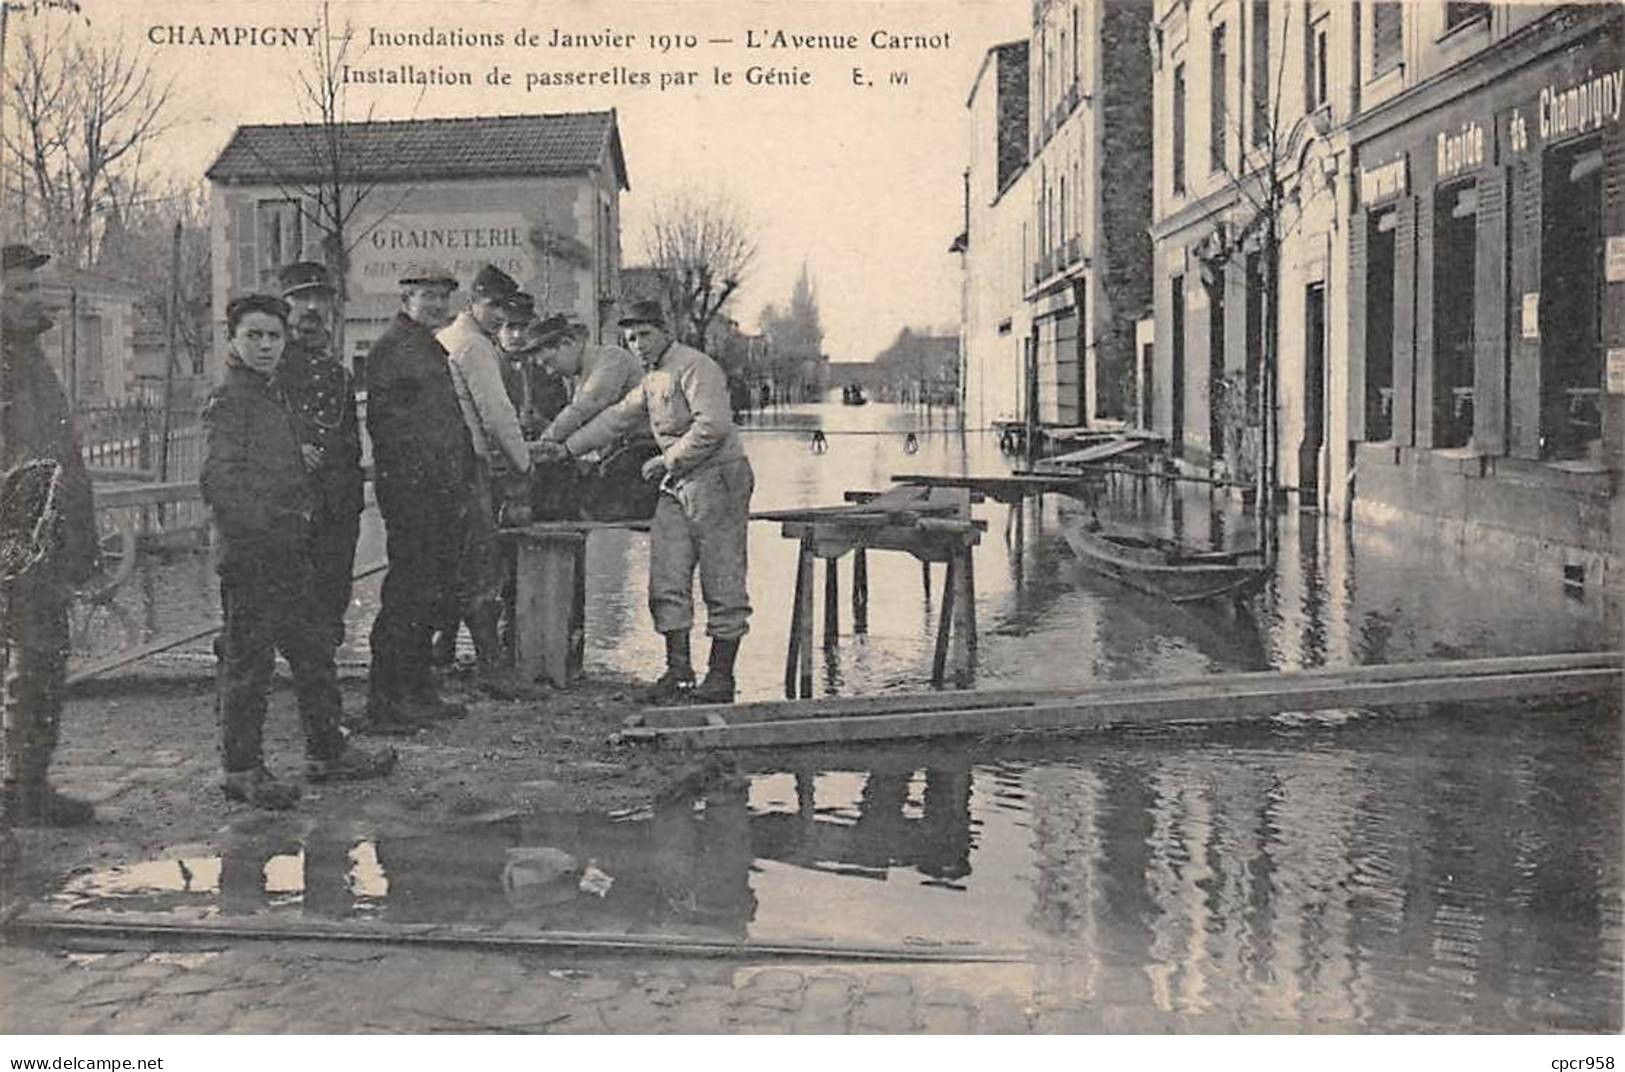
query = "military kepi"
xmin=499 ymin=291 xmax=536 ymax=321
xmin=278 ymin=261 xmax=334 ymax=299
xmin=2 ymin=243 xmax=50 ymax=271
xmin=226 ymin=293 xmax=291 ymax=324
xmin=472 ymin=263 xmax=519 ymax=299
xmin=618 ymin=299 xmax=666 ymax=327
xmin=398 ymin=262 xmax=458 ymax=288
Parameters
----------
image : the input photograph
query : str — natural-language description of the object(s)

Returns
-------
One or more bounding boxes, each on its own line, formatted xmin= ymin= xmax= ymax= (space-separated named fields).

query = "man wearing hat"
xmin=494 ymin=293 xmax=569 ymax=442
xmin=0 ymin=243 xmax=98 ymax=825
xmin=530 ymin=313 xmax=642 ymax=448
xmin=271 ymin=262 xmax=364 ymax=652
xmin=361 ymin=262 xmax=475 ymax=732
xmin=536 ymin=300 xmax=754 ymax=704
xmin=435 ymin=265 xmax=539 ymax=696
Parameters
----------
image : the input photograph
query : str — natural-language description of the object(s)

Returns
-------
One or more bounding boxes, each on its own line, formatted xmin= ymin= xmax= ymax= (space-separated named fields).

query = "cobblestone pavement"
xmin=0 ymin=936 xmax=1360 ymax=1034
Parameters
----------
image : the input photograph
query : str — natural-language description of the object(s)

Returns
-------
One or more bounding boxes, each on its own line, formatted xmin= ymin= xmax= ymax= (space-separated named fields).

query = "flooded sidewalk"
xmin=13 ymin=402 xmax=1621 ymax=1033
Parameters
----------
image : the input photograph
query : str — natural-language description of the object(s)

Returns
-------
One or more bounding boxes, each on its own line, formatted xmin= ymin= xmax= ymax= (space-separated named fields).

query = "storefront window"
xmin=1432 ymin=182 xmax=1477 ymax=449
xmin=1365 ymin=208 xmax=1397 ymax=441
xmin=1539 ymin=135 xmax=1604 ymax=461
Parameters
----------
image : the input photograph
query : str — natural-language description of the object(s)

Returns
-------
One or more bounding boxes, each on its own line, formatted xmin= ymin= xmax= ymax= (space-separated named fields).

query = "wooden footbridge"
xmin=620 ymin=651 xmax=1622 ymax=749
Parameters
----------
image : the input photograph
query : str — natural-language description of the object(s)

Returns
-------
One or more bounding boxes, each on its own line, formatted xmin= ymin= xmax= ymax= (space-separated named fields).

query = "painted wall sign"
xmin=351 ymin=212 xmax=534 ymax=295
xmin=1608 ymin=348 xmax=1625 ymax=395
xmin=1507 ymin=66 xmax=1623 ymax=155
xmin=1436 ymin=119 xmax=1487 ymax=180
xmin=1521 ymin=292 xmax=1540 ymax=340
xmin=1360 ymin=157 xmax=1409 ymax=206
xmin=1606 ymin=236 xmax=1625 ymax=284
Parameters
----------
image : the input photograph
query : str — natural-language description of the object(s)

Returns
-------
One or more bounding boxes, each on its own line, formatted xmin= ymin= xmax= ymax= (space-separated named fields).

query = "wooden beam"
xmin=633 ymin=651 xmax=1622 ymax=730
xmin=623 ymin=665 xmax=1620 ymax=749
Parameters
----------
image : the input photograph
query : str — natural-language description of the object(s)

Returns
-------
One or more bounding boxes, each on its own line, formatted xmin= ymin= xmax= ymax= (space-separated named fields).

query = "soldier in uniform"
xmin=530 ymin=314 xmax=643 ymax=448
xmin=271 ymin=262 xmax=363 ymax=651
xmin=363 ymin=264 xmax=474 ymax=731
xmin=201 ymin=294 xmax=396 ymax=809
xmin=437 ymin=266 xmax=541 ymax=697
xmin=494 ymin=292 xmax=569 ymax=441
xmin=0 ymin=243 xmax=98 ymax=826
xmin=535 ymin=301 xmax=754 ymax=704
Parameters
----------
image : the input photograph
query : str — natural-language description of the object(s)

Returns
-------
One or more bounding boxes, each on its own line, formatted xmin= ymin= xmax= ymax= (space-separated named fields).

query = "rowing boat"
xmin=1059 ymin=516 xmax=1269 ymax=604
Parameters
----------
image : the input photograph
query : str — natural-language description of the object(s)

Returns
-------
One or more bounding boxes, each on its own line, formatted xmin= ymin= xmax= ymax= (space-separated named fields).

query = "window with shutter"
xmin=1251 ymin=0 xmax=1270 ymax=147
xmin=1372 ymin=3 xmax=1402 ymax=77
xmin=1211 ymin=23 xmax=1228 ymax=174
xmin=1173 ymin=63 xmax=1187 ymax=195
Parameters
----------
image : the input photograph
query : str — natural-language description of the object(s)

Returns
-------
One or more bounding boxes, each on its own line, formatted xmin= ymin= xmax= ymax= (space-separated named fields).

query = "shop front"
xmin=1347 ymin=9 xmax=1622 ymax=587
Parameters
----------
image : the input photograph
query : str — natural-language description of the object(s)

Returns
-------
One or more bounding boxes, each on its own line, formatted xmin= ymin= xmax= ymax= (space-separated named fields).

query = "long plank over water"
xmin=620 ymin=651 xmax=1622 ymax=749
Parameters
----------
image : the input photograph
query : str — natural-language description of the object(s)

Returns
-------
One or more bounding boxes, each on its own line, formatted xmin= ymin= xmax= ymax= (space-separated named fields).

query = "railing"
xmin=77 ymin=400 xmax=206 ymax=483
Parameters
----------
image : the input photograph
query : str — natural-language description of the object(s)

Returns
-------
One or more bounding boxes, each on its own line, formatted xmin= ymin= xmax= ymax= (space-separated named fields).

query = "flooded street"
xmin=62 ymin=401 xmax=1623 ymax=1031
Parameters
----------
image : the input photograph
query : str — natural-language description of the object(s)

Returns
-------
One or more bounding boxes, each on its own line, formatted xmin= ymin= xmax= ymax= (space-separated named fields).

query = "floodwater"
xmin=62 ymin=401 xmax=1623 ymax=1031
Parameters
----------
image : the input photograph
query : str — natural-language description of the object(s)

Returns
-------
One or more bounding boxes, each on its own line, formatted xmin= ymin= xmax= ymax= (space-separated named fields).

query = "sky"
xmin=35 ymin=0 xmax=1032 ymax=362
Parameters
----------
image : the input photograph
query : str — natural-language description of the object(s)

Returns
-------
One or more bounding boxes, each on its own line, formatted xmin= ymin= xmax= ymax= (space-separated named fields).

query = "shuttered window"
xmin=1372 ymin=2 xmax=1402 ymax=76
xmin=1251 ymin=0 xmax=1270 ymax=145
xmin=1211 ymin=23 xmax=1228 ymax=174
xmin=1173 ymin=62 xmax=1187 ymax=195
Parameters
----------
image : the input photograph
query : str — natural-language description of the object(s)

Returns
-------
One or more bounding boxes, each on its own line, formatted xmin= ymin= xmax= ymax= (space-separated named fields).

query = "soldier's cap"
xmin=472 ymin=263 xmax=520 ymax=300
xmin=499 ymin=291 xmax=536 ymax=321
xmin=532 ymin=313 xmax=587 ymax=349
xmin=278 ymin=260 xmax=334 ymax=299
xmin=225 ymin=293 xmax=291 ymax=329
xmin=617 ymin=299 xmax=666 ymax=328
xmin=398 ymin=262 xmax=459 ymax=289
xmin=2 ymin=243 xmax=50 ymax=272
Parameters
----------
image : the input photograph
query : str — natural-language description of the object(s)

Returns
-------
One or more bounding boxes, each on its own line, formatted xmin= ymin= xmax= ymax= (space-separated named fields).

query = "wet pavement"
xmin=31 ymin=400 xmax=1625 ymax=1033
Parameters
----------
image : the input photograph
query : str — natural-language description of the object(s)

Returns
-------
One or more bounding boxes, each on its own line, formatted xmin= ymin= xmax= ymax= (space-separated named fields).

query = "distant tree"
xmin=97 ymin=178 xmax=211 ymax=383
xmin=642 ymin=185 xmax=757 ymax=349
xmin=1 ymin=7 xmax=173 ymax=268
xmin=239 ymin=1 xmax=422 ymax=362
xmin=758 ymin=262 xmax=826 ymax=400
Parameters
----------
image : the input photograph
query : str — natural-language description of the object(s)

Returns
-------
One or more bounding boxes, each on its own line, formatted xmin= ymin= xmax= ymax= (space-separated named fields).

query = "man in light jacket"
xmin=536 ymin=301 xmax=753 ymax=704
xmin=436 ymin=264 xmax=537 ymax=696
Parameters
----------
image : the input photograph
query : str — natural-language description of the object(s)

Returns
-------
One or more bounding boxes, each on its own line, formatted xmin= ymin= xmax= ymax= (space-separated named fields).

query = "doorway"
xmin=1300 ymin=282 xmax=1326 ymax=501
xmin=1170 ymin=274 xmax=1186 ymax=450
xmin=1432 ymin=183 xmax=1477 ymax=448
xmin=1539 ymin=135 xmax=1604 ymax=460
xmin=1365 ymin=210 xmax=1397 ymax=440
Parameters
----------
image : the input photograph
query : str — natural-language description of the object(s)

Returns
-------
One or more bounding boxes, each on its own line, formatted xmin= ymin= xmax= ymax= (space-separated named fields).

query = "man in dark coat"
xmin=362 ymin=263 xmax=475 ymax=730
xmin=271 ymin=261 xmax=364 ymax=651
xmin=0 ymin=243 xmax=98 ymax=826
xmin=201 ymin=294 xmax=396 ymax=809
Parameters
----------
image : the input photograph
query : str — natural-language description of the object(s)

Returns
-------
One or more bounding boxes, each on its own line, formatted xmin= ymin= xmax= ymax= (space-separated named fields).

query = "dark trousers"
xmin=1 ymin=572 xmax=69 ymax=790
xmin=370 ymin=483 xmax=464 ymax=702
xmin=217 ymin=552 xmax=345 ymax=773
xmin=309 ymin=497 xmax=361 ymax=650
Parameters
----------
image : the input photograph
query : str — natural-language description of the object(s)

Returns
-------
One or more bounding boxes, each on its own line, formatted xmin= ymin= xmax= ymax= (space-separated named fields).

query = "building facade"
xmin=1028 ymin=0 xmax=1154 ymax=429
xmin=1345 ymin=4 xmax=1622 ymax=587
xmin=959 ymin=1 xmax=1152 ymax=435
xmin=961 ymin=40 xmax=1033 ymax=431
xmin=204 ymin=111 xmax=629 ymax=377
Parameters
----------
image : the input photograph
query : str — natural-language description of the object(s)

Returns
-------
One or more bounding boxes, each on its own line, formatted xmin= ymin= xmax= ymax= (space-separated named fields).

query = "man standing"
xmin=271 ymin=262 xmax=363 ymax=651
xmin=363 ymin=264 xmax=473 ymax=732
xmin=202 ymin=294 xmax=396 ymax=809
xmin=0 ymin=244 xmax=97 ymax=825
xmin=437 ymin=265 xmax=537 ymax=696
xmin=538 ymin=301 xmax=754 ymax=704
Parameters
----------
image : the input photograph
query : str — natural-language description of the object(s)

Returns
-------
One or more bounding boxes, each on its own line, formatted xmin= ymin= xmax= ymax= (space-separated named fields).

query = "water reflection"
xmin=57 ymin=697 xmax=1620 ymax=1030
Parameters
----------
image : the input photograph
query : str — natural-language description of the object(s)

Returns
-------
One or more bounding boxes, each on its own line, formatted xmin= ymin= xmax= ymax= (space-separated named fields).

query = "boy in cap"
xmin=535 ymin=301 xmax=753 ymax=704
xmin=201 ymin=294 xmax=397 ymax=808
xmin=0 ymin=243 xmax=98 ymax=825
xmin=271 ymin=261 xmax=364 ymax=652
xmin=362 ymin=263 xmax=475 ymax=732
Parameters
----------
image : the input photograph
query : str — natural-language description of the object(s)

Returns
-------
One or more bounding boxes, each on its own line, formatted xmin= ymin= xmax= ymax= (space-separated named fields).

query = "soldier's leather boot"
xmin=690 ymin=637 xmax=740 ymax=705
xmin=639 ymin=631 xmax=695 ymax=706
xmin=220 ymin=767 xmax=300 ymax=810
xmin=404 ymin=682 xmax=468 ymax=721
xmin=468 ymin=603 xmax=533 ymax=699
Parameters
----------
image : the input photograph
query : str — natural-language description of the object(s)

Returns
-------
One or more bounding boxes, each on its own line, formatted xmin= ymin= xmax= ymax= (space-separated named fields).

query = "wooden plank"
xmin=92 ymin=481 xmax=201 ymax=508
xmin=1047 ymin=438 xmax=1153 ymax=465
xmin=931 ymin=557 xmax=956 ymax=684
xmin=823 ymin=556 xmax=839 ymax=647
xmin=629 ymin=651 xmax=1622 ymax=729
xmin=625 ymin=666 xmax=1620 ymax=749
xmin=852 ymin=547 xmax=868 ymax=633
xmin=66 ymin=560 xmax=389 ymax=684
xmin=514 ymin=532 xmax=585 ymax=689
xmin=795 ymin=538 xmax=814 ymax=698
xmin=784 ymin=544 xmax=809 ymax=696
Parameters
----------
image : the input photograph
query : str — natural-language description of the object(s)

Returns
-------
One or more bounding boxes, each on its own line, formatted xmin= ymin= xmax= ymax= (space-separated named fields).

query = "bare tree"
xmin=1193 ymin=2 xmax=1333 ymax=553
xmin=1 ymin=12 xmax=172 ymax=268
xmin=641 ymin=186 xmax=757 ymax=349
xmin=239 ymin=1 xmax=421 ymax=362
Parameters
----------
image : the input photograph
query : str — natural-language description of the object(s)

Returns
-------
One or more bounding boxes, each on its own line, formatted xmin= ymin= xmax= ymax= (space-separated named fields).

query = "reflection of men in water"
xmin=535 ymin=301 xmax=754 ymax=704
xmin=1 ymin=244 xmax=98 ymax=826
xmin=650 ymin=781 xmax=756 ymax=935
xmin=270 ymin=262 xmax=363 ymax=651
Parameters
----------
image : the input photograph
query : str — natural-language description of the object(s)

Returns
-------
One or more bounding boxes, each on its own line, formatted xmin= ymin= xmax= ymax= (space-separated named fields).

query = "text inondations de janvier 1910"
xmin=144 ymin=20 xmax=957 ymax=94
